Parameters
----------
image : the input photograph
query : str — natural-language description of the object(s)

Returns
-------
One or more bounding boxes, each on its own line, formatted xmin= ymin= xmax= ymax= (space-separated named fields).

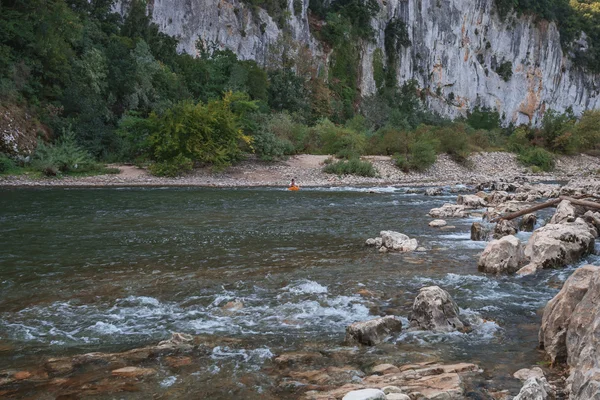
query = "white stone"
xmin=342 ymin=388 xmax=386 ymax=400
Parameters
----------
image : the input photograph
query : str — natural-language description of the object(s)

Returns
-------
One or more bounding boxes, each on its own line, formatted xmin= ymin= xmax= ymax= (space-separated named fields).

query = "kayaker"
xmin=290 ymin=178 xmax=297 ymax=188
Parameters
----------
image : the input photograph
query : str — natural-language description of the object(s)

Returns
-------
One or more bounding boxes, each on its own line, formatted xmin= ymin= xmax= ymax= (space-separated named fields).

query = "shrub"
xmin=147 ymin=92 xmax=254 ymax=174
xmin=518 ymin=147 xmax=555 ymax=172
xmin=32 ymin=129 xmax=99 ymax=175
xmin=437 ymin=124 xmax=471 ymax=163
xmin=252 ymin=129 xmax=294 ymax=161
xmin=314 ymin=119 xmax=366 ymax=156
xmin=322 ymin=158 xmax=378 ymax=177
xmin=0 ymin=154 xmax=15 ymax=173
xmin=495 ymin=61 xmax=513 ymax=82
xmin=393 ymin=154 xmax=410 ymax=172
xmin=409 ymin=139 xmax=437 ymax=170
xmin=148 ymin=154 xmax=193 ymax=177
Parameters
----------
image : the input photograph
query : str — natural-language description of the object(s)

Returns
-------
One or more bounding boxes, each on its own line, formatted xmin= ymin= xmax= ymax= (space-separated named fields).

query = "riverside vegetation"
xmin=1 ymin=0 xmax=600 ymax=179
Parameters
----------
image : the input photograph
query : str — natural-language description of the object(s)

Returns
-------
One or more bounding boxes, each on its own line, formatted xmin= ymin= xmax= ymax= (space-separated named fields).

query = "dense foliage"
xmin=1 ymin=0 xmax=599 ymax=178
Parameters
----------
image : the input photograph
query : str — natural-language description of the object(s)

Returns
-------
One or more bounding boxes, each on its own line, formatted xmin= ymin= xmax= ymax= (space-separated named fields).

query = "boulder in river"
xmin=493 ymin=219 xmax=518 ymax=239
xmin=366 ymin=231 xmax=418 ymax=253
xmin=513 ymin=367 xmax=545 ymax=381
xmin=519 ymin=213 xmax=538 ymax=232
xmin=513 ymin=377 xmax=555 ymax=400
xmin=549 ymin=200 xmax=577 ymax=225
xmin=428 ymin=204 xmax=467 ymax=218
xmin=409 ymin=286 xmax=470 ymax=333
xmin=517 ymin=219 xmax=595 ymax=276
xmin=471 ymin=222 xmax=492 ymax=241
xmin=345 ymin=316 xmax=402 ymax=346
xmin=425 ymin=187 xmax=443 ymax=196
xmin=457 ymin=194 xmax=487 ymax=209
xmin=342 ymin=388 xmax=387 ymax=400
xmin=538 ymin=265 xmax=600 ymax=399
xmin=429 ymin=219 xmax=447 ymax=228
xmin=478 ymin=235 xmax=525 ymax=275
xmin=539 ymin=265 xmax=599 ymax=365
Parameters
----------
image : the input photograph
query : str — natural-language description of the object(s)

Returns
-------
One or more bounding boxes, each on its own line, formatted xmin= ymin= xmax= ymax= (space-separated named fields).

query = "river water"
xmin=0 ymin=187 xmax=597 ymax=398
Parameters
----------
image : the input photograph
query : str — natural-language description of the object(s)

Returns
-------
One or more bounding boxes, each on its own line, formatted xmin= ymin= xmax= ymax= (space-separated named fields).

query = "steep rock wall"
xmin=131 ymin=0 xmax=600 ymax=125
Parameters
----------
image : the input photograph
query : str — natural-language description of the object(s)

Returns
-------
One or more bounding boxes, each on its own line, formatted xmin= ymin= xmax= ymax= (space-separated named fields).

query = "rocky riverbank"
xmin=1 ymin=152 xmax=599 ymax=188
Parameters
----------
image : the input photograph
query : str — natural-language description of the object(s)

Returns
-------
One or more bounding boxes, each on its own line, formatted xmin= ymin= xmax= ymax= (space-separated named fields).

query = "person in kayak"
xmin=289 ymin=178 xmax=299 ymax=190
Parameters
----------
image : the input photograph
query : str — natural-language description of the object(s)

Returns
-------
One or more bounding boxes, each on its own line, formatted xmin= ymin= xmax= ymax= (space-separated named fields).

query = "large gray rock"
xmin=478 ymin=235 xmax=524 ymax=274
xmin=429 ymin=204 xmax=467 ymax=218
xmin=380 ymin=231 xmax=418 ymax=252
xmin=566 ymin=269 xmax=600 ymax=399
xmin=493 ymin=219 xmax=518 ymax=239
xmin=513 ymin=377 xmax=555 ymax=400
xmin=457 ymin=194 xmax=487 ymax=209
xmin=345 ymin=316 xmax=402 ymax=346
xmin=517 ymin=219 xmax=596 ymax=276
xmin=409 ymin=286 xmax=470 ymax=333
xmin=539 ymin=265 xmax=599 ymax=365
xmin=549 ymin=200 xmax=577 ymax=225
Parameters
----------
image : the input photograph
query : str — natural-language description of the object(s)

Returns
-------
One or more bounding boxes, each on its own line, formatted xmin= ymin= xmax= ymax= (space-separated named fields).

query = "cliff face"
xmin=135 ymin=0 xmax=600 ymax=124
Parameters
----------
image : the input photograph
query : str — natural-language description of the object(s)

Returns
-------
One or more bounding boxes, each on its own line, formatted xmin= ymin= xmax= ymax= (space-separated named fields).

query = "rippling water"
xmin=0 ymin=186 xmax=597 ymax=398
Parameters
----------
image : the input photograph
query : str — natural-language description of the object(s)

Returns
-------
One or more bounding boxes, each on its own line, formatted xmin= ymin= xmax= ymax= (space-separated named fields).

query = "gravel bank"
xmin=1 ymin=152 xmax=599 ymax=188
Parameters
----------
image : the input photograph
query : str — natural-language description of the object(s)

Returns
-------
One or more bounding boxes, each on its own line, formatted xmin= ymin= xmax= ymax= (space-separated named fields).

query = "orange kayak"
xmin=288 ymin=186 xmax=300 ymax=191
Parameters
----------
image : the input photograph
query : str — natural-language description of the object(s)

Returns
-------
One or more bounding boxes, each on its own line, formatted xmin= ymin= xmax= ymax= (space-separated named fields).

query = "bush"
xmin=148 ymin=154 xmax=193 ymax=177
xmin=32 ymin=129 xmax=99 ymax=175
xmin=252 ymin=129 xmax=294 ymax=161
xmin=437 ymin=124 xmax=471 ymax=163
xmin=315 ymin=119 xmax=366 ymax=156
xmin=0 ymin=154 xmax=15 ymax=173
xmin=518 ymin=147 xmax=555 ymax=172
xmin=146 ymin=92 xmax=254 ymax=174
xmin=322 ymin=157 xmax=378 ymax=177
xmin=409 ymin=139 xmax=437 ymax=170
xmin=393 ymin=154 xmax=410 ymax=172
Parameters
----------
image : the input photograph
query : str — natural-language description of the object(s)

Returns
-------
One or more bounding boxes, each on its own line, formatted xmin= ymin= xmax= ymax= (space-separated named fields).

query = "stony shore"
xmin=1 ymin=152 xmax=599 ymax=188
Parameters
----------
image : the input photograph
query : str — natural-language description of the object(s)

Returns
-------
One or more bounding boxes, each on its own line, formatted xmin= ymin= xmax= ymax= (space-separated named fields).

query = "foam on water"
xmin=282 ymin=279 xmax=328 ymax=294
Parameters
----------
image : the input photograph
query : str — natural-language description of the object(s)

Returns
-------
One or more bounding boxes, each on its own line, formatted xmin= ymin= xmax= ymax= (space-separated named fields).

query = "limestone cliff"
xmin=127 ymin=0 xmax=600 ymax=125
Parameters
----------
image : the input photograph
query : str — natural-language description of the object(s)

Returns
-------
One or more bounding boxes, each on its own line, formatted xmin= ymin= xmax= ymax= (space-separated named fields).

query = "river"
xmin=0 ymin=186 xmax=596 ymax=398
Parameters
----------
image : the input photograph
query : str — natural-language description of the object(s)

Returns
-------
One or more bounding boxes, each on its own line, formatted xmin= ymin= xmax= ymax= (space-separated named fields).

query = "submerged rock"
xmin=409 ymin=286 xmax=470 ymax=333
xmin=539 ymin=265 xmax=599 ymax=365
xmin=517 ymin=219 xmax=595 ymax=276
xmin=478 ymin=235 xmax=524 ymax=275
xmin=111 ymin=366 xmax=157 ymax=378
xmin=345 ymin=316 xmax=402 ymax=346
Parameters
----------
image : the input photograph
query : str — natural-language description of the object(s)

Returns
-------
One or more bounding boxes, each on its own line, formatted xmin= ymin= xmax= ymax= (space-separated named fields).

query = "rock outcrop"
xmin=409 ymin=286 xmax=470 ymax=333
xmin=342 ymin=388 xmax=386 ymax=400
xmin=517 ymin=219 xmax=595 ymax=276
xmin=346 ymin=316 xmax=403 ymax=346
xmin=366 ymin=231 xmax=418 ymax=253
xmin=539 ymin=265 xmax=600 ymax=399
xmin=130 ymin=0 xmax=600 ymax=124
xmin=429 ymin=219 xmax=447 ymax=228
xmin=478 ymin=235 xmax=524 ymax=274
xmin=540 ymin=265 xmax=599 ymax=365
